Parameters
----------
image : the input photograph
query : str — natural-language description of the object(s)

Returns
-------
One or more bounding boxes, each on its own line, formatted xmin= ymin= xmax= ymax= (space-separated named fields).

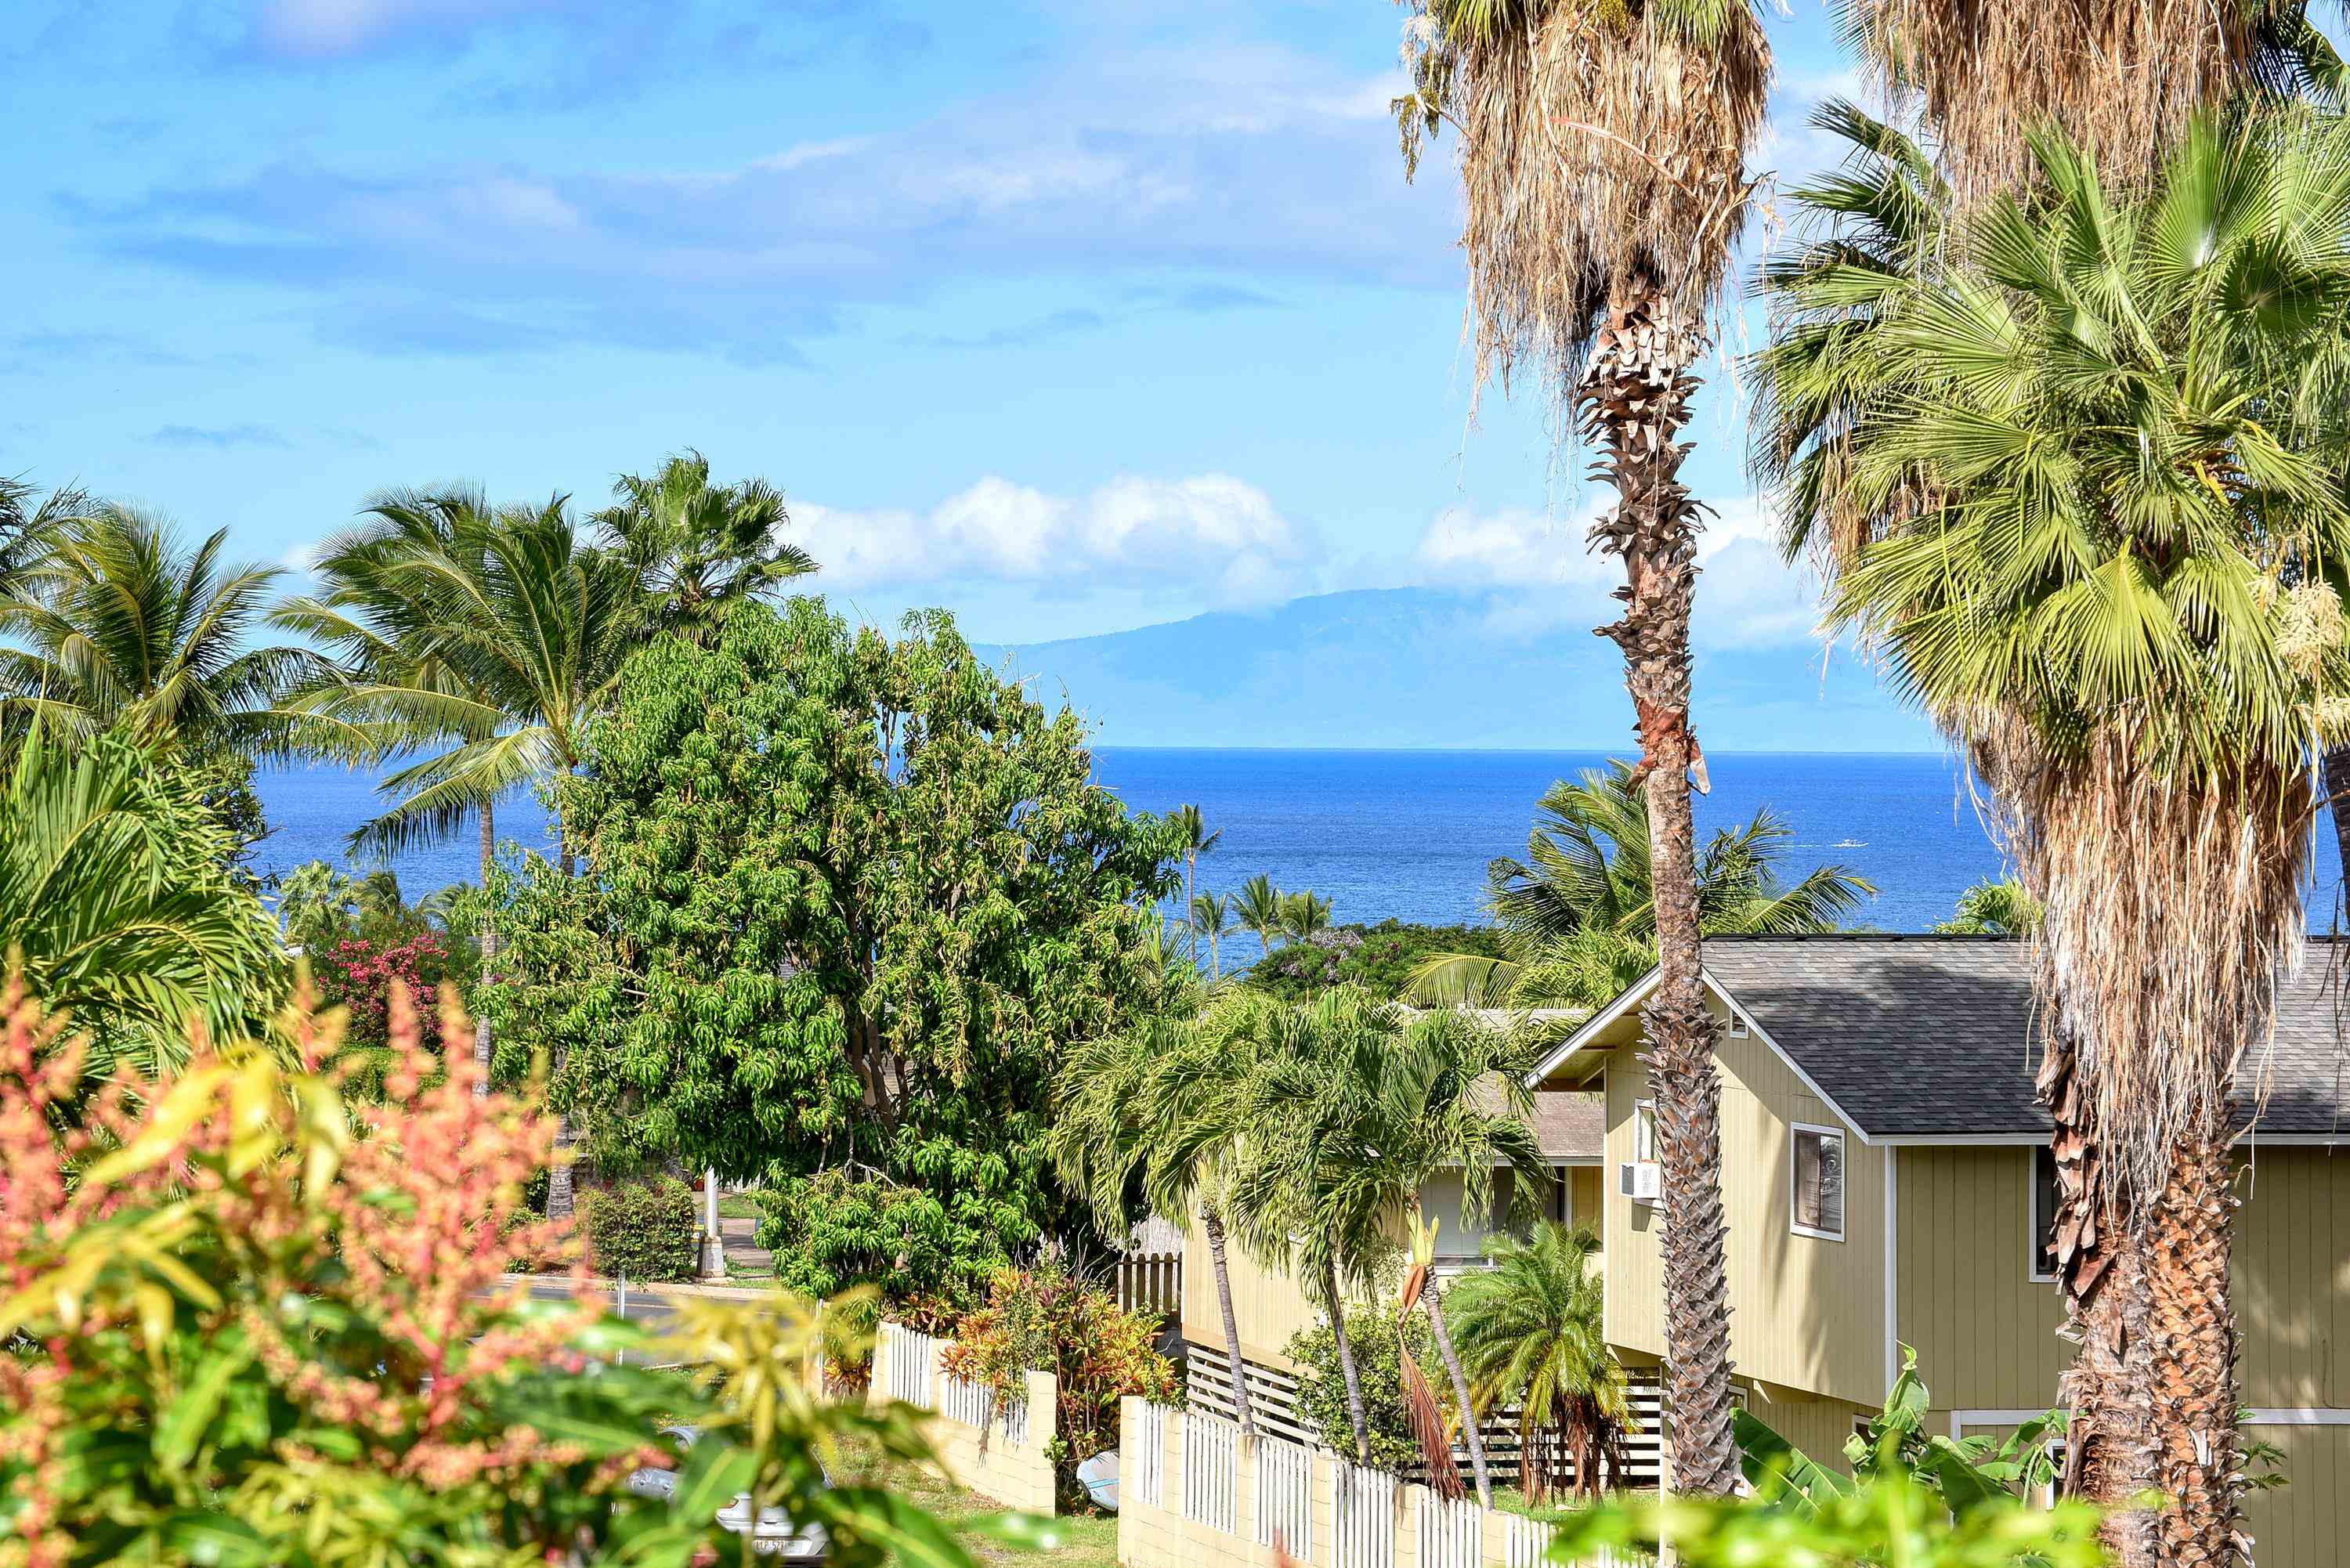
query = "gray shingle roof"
xmin=1697 ymin=935 xmax=2350 ymax=1140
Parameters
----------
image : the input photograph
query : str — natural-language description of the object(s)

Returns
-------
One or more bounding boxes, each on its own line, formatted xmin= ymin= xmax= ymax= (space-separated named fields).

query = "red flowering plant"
xmin=322 ymin=931 xmax=450 ymax=1053
xmin=0 ymin=979 xmax=1013 ymax=1568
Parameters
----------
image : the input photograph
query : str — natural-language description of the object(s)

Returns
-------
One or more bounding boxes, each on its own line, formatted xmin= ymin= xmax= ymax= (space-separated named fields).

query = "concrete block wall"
xmin=872 ymin=1321 xmax=1059 ymax=1516
xmin=1115 ymin=1399 xmax=1610 ymax=1568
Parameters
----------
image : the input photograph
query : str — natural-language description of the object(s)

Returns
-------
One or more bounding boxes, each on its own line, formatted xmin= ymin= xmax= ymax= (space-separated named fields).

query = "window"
xmin=2030 ymin=1145 xmax=2059 ymax=1281
xmin=1727 ymin=1011 xmax=1751 ymax=1039
xmin=1633 ymin=1101 xmax=1658 ymax=1164
xmin=1791 ymin=1124 xmax=1846 ymax=1241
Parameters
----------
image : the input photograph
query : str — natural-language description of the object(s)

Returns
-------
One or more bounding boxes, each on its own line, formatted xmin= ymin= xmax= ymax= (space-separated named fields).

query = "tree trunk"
xmin=1186 ymin=852 xmax=1198 ymax=966
xmin=1423 ymin=1284 xmax=1492 ymax=1508
xmin=2147 ymin=1126 xmax=2246 ymax=1568
xmin=546 ymin=810 xmax=576 ymax=1215
xmin=1202 ymin=1205 xmax=1259 ymax=1443
xmin=475 ymin=800 xmax=495 ymax=1096
xmin=1320 ymin=1254 xmax=1372 ymax=1463
xmin=2043 ymin=1028 xmax=2160 ymax=1568
xmin=1578 ymin=292 xmax=1739 ymax=1497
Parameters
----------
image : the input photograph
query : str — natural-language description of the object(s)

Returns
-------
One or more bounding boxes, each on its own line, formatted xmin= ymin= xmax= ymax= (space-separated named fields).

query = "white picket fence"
xmin=1253 ymin=1434 xmax=1314 ymax=1556
xmin=1417 ymin=1491 xmax=1484 ymax=1568
xmin=1130 ymin=1399 xmax=1168 ymax=1508
xmin=878 ymin=1322 xmax=939 ymax=1410
xmin=1503 ymin=1513 xmax=1555 ymax=1568
xmin=1332 ymin=1459 xmax=1397 ymax=1568
xmin=1182 ymin=1407 xmax=1241 ymax=1533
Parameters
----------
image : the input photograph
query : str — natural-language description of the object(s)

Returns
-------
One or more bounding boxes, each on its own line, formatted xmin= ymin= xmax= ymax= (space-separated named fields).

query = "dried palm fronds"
xmin=1846 ymin=0 xmax=2316 ymax=198
xmin=1397 ymin=1252 xmax=1469 ymax=1500
xmin=1397 ymin=0 xmax=1770 ymax=394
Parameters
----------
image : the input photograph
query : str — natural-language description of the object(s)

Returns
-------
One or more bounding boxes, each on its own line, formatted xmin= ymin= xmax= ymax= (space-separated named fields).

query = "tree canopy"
xmin=481 ymin=598 xmax=1181 ymax=1299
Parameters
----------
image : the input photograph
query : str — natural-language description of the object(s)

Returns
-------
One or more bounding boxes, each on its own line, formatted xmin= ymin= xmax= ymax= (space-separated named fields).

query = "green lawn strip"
xmin=833 ymin=1435 xmax=1117 ymax=1566
xmin=716 ymin=1193 xmax=761 ymax=1220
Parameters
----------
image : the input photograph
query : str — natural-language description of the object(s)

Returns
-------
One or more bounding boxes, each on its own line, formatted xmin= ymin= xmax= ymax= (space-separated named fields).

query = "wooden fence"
xmin=1119 ymin=1249 xmax=1183 ymax=1319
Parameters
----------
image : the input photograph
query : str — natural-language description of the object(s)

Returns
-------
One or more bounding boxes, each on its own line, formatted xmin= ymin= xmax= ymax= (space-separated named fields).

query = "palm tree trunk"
xmin=1422 ymin=1284 xmax=1492 ymax=1507
xmin=2325 ymin=745 xmax=2350 ymax=908
xmin=1186 ymin=851 xmax=1198 ymax=965
xmin=1578 ymin=292 xmax=1739 ymax=1496
xmin=547 ymin=811 xmax=576 ymax=1218
xmin=2042 ymin=1031 xmax=2160 ymax=1568
xmin=2147 ymin=1126 xmax=2245 ymax=1568
xmin=1202 ymin=1205 xmax=1258 ymax=1443
xmin=474 ymin=800 xmax=495 ymax=1096
xmin=1320 ymin=1255 xmax=1372 ymax=1463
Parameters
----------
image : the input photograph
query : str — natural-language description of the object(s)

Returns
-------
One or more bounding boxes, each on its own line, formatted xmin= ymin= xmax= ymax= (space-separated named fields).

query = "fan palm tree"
xmin=1190 ymin=892 xmax=1233 ymax=979
xmin=1278 ymin=890 xmax=1332 ymax=948
xmin=1233 ymin=873 xmax=1285 ymax=956
xmin=0 ymin=723 xmax=287 ymax=1079
xmin=1173 ymin=804 xmax=1222 ymax=963
xmin=1757 ymin=110 xmax=2350 ymax=1566
xmin=0 ymin=504 xmax=327 ymax=755
xmin=1445 ymin=1221 xmax=1632 ymax=1503
xmin=1390 ymin=0 xmax=1771 ymax=1494
xmin=589 ymin=450 xmax=813 ymax=645
xmin=1408 ymin=763 xmax=1873 ymax=1008
xmin=1051 ymin=1008 xmax=1267 ymax=1442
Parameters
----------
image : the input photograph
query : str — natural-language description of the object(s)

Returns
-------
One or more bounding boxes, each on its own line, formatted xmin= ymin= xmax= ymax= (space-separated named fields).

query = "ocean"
xmin=250 ymin=749 xmax=2350 ymax=953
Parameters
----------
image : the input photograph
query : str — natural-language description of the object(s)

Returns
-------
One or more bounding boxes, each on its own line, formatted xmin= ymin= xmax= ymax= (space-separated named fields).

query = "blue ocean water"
xmin=250 ymin=750 xmax=2348 ymax=948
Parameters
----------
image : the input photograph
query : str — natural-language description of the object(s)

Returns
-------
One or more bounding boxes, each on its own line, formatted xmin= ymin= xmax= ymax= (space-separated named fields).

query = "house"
xmin=1530 ymin=934 xmax=2348 ymax=1563
xmin=1177 ymin=937 xmax=2348 ymax=1560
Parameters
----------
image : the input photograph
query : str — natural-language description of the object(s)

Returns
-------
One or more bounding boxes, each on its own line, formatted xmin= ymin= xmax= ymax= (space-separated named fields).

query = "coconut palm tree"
xmin=0 ymin=477 xmax=84 ymax=600
xmin=1933 ymin=877 xmax=2042 ymax=937
xmin=1279 ymin=890 xmax=1332 ymax=948
xmin=1305 ymin=1005 xmax=1548 ymax=1506
xmin=1173 ymin=804 xmax=1223 ymax=963
xmin=1757 ymin=110 xmax=2350 ymax=1566
xmin=0 ymin=722 xmax=287 ymax=1079
xmin=1051 ymin=1008 xmax=1267 ymax=1442
xmin=1390 ymin=0 xmax=1772 ymax=1494
xmin=1408 ymin=762 xmax=1874 ymax=1007
xmin=1190 ymin=892 xmax=1233 ymax=979
xmin=0 ymin=504 xmax=327 ymax=754
xmin=1234 ymin=873 xmax=1285 ymax=956
xmin=1445 ymin=1221 xmax=1632 ymax=1503
xmin=588 ymin=450 xmax=812 ymax=645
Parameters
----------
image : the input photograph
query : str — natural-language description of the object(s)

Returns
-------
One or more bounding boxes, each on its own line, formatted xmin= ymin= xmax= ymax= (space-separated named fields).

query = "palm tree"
xmin=1233 ymin=873 xmax=1285 ymax=956
xmin=589 ymin=450 xmax=813 ymax=645
xmin=1190 ymin=892 xmax=1233 ymax=979
xmin=0 ymin=477 xmax=85 ymax=599
xmin=1173 ymin=804 xmax=1223 ymax=963
xmin=1445 ymin=1222 xmax=1632 ymax=1503
xmin=1051 ymin=1008 xmax=1266 ymax=1442
xmin=1408 ymin=763 xmax=1873 ymax=1007
xmin=0 ymin=723 xmax=287 ymax=1079
xmin=1757 ymin=111 xmax=2350 ymax=1566
xmin=1933 ymin=877 xmax=2042 ymax=937
xmin=1391 ymin=0 xmax=1771 ymax=1495
xmin=1278 ymin=889 xmax=1332 ymax=947
xmin=0 ymin=504 xmax=327 ymax=754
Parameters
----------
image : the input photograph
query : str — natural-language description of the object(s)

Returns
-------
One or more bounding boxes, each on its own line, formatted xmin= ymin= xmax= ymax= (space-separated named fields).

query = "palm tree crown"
xmin=589 ymin=450 xmax=812 ymax=644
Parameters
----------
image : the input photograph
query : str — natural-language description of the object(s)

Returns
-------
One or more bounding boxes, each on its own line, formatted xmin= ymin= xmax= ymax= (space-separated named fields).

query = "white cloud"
xmin=1408 ymin=493 xmax=1823 ymax=650
xmin=795 ymin=473 xmax=1313 ymax=606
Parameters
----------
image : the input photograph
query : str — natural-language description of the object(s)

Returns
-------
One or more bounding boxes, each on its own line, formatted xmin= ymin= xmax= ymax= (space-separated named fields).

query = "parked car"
xmin=627 ymin=1425 xmax=830 ymax=1560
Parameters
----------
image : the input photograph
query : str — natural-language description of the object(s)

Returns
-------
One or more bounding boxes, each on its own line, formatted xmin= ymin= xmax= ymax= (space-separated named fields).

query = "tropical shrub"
xmin=0 ymin=980 xmax=996 ymax=1568
xmin=1241 ymin=919 xmax=1514 ymax=1001
xmin=482 ymin=598 xmax=1182 ymax=1299
xmin=581 ymin=1173 xmax=703 ymax=1283
xmin=323 ymin=931 xmax=455 ymax=1053
xmin=1284 ymin=1297 xmax=1445 ymax=1474
xmin=939 ymin=1260 xmax=1177 ymax=1487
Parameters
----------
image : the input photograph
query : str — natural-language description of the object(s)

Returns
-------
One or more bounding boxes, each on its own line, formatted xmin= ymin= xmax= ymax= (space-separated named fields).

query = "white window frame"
xmin=2027 ymin=1144 xmax=2059 ymax=1283
xmin=1633 ymin=1100 xmax=1657 ymax=1164
xmin=1790 ymin=1121 xmax=1847 ymax=1242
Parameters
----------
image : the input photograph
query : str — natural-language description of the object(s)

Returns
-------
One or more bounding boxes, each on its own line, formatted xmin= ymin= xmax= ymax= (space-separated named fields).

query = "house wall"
xmin=2241 ymin=1423 xmax=2350 ymax=1568
xmin=1599 ymin=1006 xmax=1889 ymax=1407
xmin=1180 ymin=1213 xmax=1321 ymax=1371
xmin=1896 ymin=1145 xmax=2350 ymax=1413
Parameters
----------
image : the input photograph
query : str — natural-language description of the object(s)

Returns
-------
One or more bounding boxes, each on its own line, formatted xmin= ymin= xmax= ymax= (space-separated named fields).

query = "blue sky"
xmin=9 ymin=0 xmax=1889 ymax=728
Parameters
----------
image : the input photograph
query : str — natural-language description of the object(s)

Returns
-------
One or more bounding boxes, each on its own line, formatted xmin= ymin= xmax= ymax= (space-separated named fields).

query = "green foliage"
xmin=1407 ymin=761 xmax=1874 ymax=1009
xmin=582 ymin=1174 xmax=703 ymax=1283
xmin=938 ymin=1260 xmax=1177 ymax=1483
xmin=1240 ymin=919 xmax=1508 ymax=1001
xmin=1934 ymin=877 xmax=2044 ymax=937
xmin=1444 ymin=1222 xmax=1632 ymax=1500
xmin=0 ymin=725 xmax=287 ymax=1079
xmin=0 ymin=985 xmax=996 ymax=1568
xmin=1283 ymin=1296 xmax=1443 ymax=1473
xmin=482 ymin=598 xmax=1180 ymax=1301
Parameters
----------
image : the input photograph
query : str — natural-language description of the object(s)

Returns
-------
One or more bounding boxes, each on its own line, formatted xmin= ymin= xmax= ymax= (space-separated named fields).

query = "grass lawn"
xmin=834 ymin=1437 xmax=1118 ymax=1566
xmin=716 ymin=1192 xmax=761 ymax=1220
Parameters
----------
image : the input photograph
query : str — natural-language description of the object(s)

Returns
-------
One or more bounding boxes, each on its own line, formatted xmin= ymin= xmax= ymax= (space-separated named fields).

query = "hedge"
xmin=581 ymin=1175 xmax=701 ymax=1282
